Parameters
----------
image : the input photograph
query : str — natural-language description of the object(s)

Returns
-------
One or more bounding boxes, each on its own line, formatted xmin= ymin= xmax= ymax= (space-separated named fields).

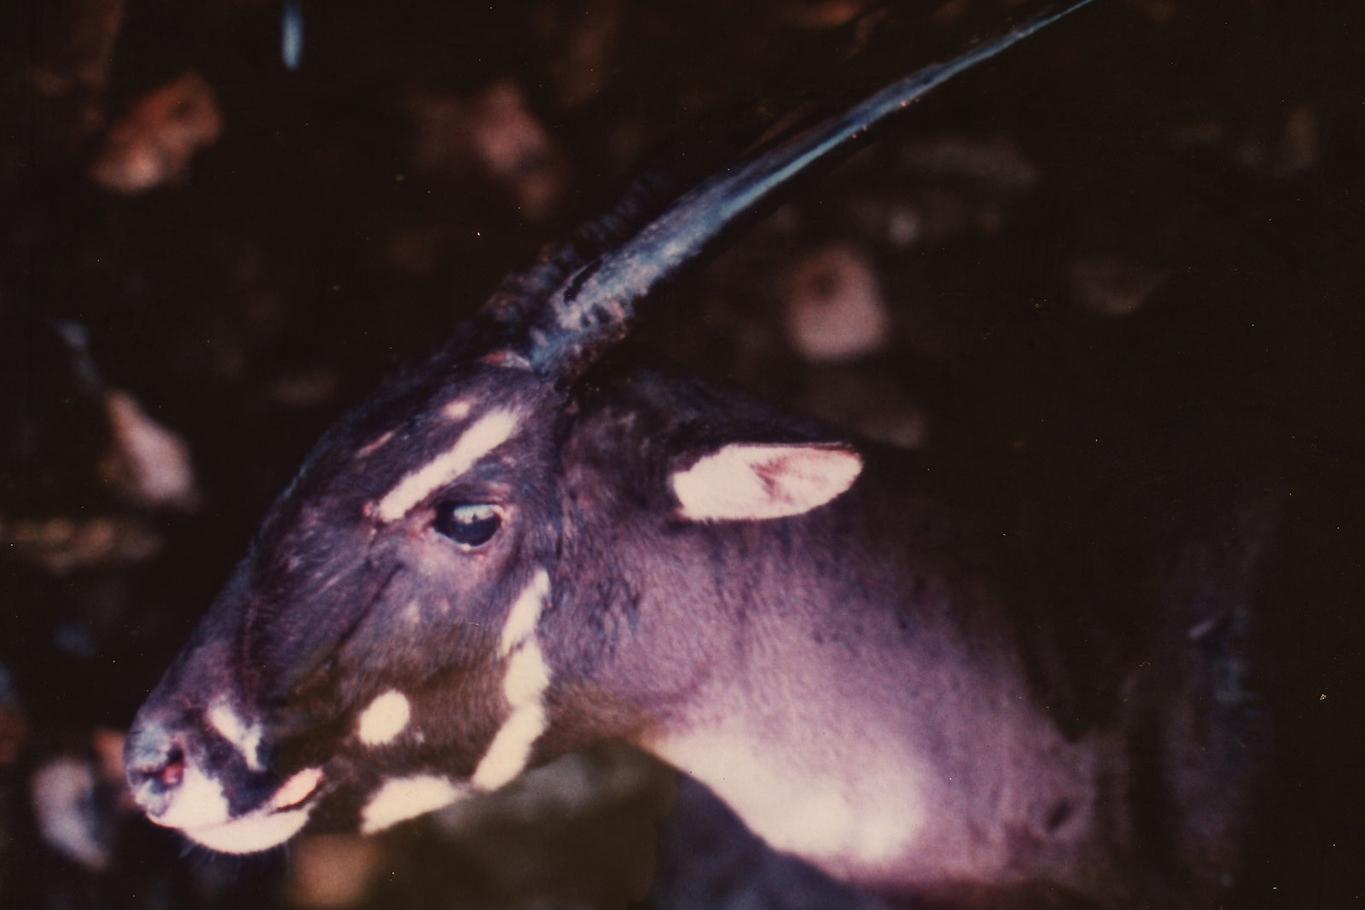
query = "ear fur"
xmin=670 ymin=443 xmax=863 ymax=522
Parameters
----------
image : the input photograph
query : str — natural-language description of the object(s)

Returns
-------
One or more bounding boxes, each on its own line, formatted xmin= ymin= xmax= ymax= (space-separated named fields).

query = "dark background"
xmin=1 ymin=1 xmax=1363 ymax=907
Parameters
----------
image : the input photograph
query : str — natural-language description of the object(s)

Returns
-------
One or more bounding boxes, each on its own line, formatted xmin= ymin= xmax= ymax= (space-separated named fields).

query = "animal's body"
xmin=119 ymin=1 xmax=1362 ymax=906
xmin=549 ymin=365 xmax=1272 ymax=905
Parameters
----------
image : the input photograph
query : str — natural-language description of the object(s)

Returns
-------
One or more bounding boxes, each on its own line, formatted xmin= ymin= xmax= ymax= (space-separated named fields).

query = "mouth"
xmin=169 ymin=767 xmax=326 ymax=855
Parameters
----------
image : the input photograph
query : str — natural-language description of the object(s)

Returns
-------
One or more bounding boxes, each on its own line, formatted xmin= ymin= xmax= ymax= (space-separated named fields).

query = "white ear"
xmin=670 ymin=443 xmax=863 ymax=522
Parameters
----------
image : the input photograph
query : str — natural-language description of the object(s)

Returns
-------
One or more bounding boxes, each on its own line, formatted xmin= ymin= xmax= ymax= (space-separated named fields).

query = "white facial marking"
xmin=650 ymin=726 xmax=921 ymax=870
xmin=143 ymin=763 xmax=324 ymax=855
xmin=498 ymin=569 xmax=550 ymax=656
xmin=268 ymin=767 xmax=325 ymax=811
xmin=356 ymin=429 xmax=396 ymax=459
xmin=162 ymin=766 xmax=323 ymax=855
xmin=442 ymin=398 xmax=473 ymax=420
xmin=207 ymin=701 xmax=265 ymax=772
xmin=356 ymin=690 xmax=411 ymax=747
xmin=470 ymin=574 xmax=554 ymax=791
xmin=184 ymin=804 xmax=315 ymax=854
xmin=373 ymin=409 xmax=521 ymax=522
xmin=360 ymin=775 xmax=465 ymax=834
xmin=148 ymin=761 xmax=231 ymax=831
xmin=471 ymin=639 xmax=551 ymax=791
xmin=671 ymin=443 xmax=863 ymax=522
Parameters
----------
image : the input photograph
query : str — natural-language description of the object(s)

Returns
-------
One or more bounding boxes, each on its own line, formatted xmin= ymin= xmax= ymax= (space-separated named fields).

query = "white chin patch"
xmin=149 ymin=762 xmax=231 ymax=831
xmin=182 ymin=804 xmax=314 ymax=855
xmin=360 ymin=775 xmax=466 ymax=834
xmin=670 ymin=443 xmax=863 ymax=522
xmin=153 ymin=766 xmax=325 ymax=856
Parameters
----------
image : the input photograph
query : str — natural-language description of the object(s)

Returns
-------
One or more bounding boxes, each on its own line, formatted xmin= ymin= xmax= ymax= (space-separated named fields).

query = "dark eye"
xmin=432 ymin=502 xmax=502 ymax=549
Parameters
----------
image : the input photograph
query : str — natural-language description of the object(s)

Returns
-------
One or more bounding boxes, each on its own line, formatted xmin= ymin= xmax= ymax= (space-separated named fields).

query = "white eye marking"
xmin=360 ymin=775 xmax=466 ymax=834
xmin=372 ymin=409 xmax=521 ymax=522
xmin=207 ymin=701 xmax=265 ymax=772
xmin=670 ymin=443 xmax=863 ymax=522
xmin=470 ymin=638 xmax=551 ymax=792
xmin=498 ymin=569 xmax=550 ymax=657
xmin=355 ymin=690 xmax=411 ymax=747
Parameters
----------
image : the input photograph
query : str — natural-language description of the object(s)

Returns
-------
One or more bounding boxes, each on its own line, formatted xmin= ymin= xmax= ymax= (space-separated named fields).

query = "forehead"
xmin=285 ymin=365 xmax=550 ymax=511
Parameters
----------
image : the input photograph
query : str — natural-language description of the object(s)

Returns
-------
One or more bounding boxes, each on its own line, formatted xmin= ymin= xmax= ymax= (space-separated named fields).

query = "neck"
xmin=543 ymin=442 xmax=1123 ymax=898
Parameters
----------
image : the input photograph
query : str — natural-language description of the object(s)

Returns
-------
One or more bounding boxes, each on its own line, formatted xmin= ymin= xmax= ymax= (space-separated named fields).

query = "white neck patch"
xmin=373 ymin=409 xmax=521 ymax=522
xmin=649 ymin=725 xmax=923 ymax=871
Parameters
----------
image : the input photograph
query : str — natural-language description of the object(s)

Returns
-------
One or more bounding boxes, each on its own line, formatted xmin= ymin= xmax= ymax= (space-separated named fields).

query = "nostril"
xmin=125 ymin=723 xmax=188 ymax=811
xmin=155 ymin=745 xmax=185 ymax=789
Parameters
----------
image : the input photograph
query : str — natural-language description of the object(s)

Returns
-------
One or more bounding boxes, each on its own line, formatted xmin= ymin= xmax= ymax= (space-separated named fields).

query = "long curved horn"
xmin=480 ymin=0 xmax=1101 ymax=380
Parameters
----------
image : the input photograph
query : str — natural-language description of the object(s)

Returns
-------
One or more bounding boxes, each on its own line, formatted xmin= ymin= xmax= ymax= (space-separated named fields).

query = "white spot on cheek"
xmin=373 ymin=409 xmax=521 ymax=522
xmin=207 ymin=701 xmax=264 ymax=772
xmin=356 ymin=690 xmax=411 ymax=747
xmin=360 ymin=775 xmax=465 ymax=834
xmin=498 ymin=569 xmax=550 ymax=656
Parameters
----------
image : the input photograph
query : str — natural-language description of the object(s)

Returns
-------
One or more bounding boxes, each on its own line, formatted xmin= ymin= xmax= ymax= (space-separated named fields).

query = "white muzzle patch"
xmin=147 ymin=764 xmax=325 ymax=855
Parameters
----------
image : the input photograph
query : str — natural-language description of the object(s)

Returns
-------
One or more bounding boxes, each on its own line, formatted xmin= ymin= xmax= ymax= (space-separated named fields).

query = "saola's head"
xmin=122 ymin=361 xmax=583 ymax=851
xmin=124 ymin=1 xmax=1096 ymax=853
xmin=124 ymin=346 xmax=861 ymax=851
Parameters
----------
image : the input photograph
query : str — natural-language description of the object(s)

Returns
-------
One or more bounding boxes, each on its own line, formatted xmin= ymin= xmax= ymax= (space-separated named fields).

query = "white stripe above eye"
xmin=373 ymin=409 xmax=520 ymax=522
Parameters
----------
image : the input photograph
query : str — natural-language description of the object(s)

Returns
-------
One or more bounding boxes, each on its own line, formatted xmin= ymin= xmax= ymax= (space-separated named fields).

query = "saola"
xmin=124 ymin=1 xmax=1304 ymax=904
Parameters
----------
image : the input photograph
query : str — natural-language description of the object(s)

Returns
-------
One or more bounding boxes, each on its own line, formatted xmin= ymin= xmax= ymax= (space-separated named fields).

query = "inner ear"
xmin=669 ymin=443 xmax=863 ymax=522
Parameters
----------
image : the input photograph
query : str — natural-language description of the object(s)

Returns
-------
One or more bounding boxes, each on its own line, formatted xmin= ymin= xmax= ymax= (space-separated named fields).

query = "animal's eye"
xmin=432 ymin=502 xmax=502 ymax=549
